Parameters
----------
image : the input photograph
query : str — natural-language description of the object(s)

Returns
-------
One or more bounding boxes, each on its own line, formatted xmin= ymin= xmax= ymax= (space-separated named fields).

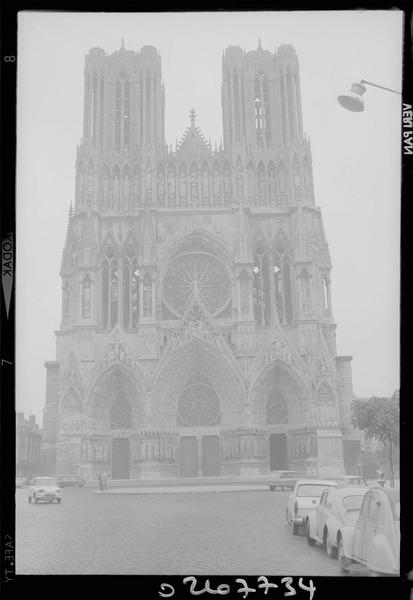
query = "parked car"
xmin=338 ymin=487 xmax=400 ymax=576
xmin=268 ymin=471 xmax=301 ymax=491
xmin=56 ymin=474 xmax=86 ymax=487
xmin=286 ymin=479 xmax=338 ymax=535
xmin=305 ymin=486 xmax=368 ymax=557
xmin=28 ymin=476 xmax=62 ymax=504
xmin=16 ymin=477 xmax=27 ymax=488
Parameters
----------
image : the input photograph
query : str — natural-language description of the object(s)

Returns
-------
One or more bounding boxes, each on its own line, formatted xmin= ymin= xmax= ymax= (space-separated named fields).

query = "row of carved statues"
xmin=75 ymin=161 xmax=313 ymax=212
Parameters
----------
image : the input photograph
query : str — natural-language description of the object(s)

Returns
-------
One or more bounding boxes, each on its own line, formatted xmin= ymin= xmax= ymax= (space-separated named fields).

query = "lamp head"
xmin=337 ymin=82 xmax=367 ymax=112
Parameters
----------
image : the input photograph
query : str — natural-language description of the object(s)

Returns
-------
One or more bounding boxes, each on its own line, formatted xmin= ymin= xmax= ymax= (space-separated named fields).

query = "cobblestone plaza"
xmin=16 ymin=487 xmax=367 ymax=575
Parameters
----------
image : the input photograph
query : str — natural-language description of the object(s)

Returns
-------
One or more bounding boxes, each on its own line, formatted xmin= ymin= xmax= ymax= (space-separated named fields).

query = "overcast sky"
xmin=16 ymin=11 xmax=402 ymax=426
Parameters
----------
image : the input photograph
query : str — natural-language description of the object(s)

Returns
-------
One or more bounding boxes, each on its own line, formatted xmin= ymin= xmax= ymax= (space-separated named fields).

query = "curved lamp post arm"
xmin=360 ymin=79 xmax=401 ymax=96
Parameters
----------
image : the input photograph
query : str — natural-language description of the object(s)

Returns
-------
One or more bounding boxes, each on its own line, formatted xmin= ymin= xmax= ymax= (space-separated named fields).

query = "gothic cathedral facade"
xmin=43 ymin=42 xmax=358 ymax=480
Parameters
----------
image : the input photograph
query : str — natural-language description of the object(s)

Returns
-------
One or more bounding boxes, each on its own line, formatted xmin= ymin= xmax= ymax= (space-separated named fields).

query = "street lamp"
xmin=337 ymin=79 xmax=401 ymax=112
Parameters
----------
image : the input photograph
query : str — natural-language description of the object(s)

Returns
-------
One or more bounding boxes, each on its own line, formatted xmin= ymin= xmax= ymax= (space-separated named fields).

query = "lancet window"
xmin=254 ymin=73 xmax=271 ymax=143
xmin=272 ymin=238 xmax=293 ymax=325
xmin=253 ymin=245 xmax=271 ymax=326
xmin=122 ymin=242 xmax=139 ymax=330
xmin=114 ymin=73 xmax=130 ymax=152
xmin=81 ymin=274 xmax=92 ymax=318
xmin=257 ymin=162 xmax=267 ymax=206
xmin=102 ymin=243 xmax=119 ymax=329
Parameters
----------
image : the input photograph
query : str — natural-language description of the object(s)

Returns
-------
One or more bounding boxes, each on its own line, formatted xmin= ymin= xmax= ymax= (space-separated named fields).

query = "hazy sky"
xmin=16 ymin=11 xmax=402 ymax=425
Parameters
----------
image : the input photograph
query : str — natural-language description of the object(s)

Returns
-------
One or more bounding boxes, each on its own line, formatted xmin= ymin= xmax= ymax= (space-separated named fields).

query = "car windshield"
xmin=35 ymin=478 xmax=57 ymax=487
xmin=296 ymin=484 xmax=330 ymax=497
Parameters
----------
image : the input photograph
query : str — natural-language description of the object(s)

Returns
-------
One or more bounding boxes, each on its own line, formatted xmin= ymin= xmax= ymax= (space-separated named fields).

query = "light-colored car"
xmin=268 ymin=471 xmax=301 ymax=491
xmin=286 ymin=479 xmax=338 ymax=535
xmin=28 ymin=476 xmax=62 ymax=504
xmin=338 ymin=487 xmax=400 ymax=576
xmin=305 ymin=486 xmax=368 ymax=557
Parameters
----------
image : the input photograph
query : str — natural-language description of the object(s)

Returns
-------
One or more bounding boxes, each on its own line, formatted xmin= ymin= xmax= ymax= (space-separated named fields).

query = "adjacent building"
xmin=16 ymin=413 xmax=42 ymax=478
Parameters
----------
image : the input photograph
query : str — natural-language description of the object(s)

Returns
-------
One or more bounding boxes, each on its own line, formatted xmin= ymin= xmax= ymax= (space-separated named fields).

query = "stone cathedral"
xmin=42 ymin=41 xmax=359 ymax=481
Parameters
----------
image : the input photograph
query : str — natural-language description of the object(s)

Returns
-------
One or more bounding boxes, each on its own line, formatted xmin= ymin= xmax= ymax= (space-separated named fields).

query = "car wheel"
xmin=269 ymin=486 xmax=275 ymax=492
xmin=293 ymin=523 xmax=300 ymax=536
xmin=338 ymin=538 xmax=351 ymax=574
xmin=306 ymin=520 xmax=316 ymax=546
xmin=325 ymin=532 xmax=337 ymax=558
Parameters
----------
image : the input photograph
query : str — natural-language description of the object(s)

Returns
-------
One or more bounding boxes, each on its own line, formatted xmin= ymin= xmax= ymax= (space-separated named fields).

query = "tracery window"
xmin=254 ymin=73 xmax=271 ymax=143
xmin=273 ymin=245 xmax=293 ymax=325
xmin=266 ymin=390 xmax=288 ymax=424
xmin=190 ymin=164 xmax=198 ymax=205
xmin=114 ymin=73 xmax=130 ymax=152
xmin=300 ymin=268 xmax=312 ymax=315
xmin=257 ymin=162 xmax=267 ymax=206
xmin=162 ymin=252 xmax=231 ymax=317
xmin=268 ymin=162 xmax=277 ymax=206
xmin=143 ymin=273 xmax=153 ymax=317
xmin=201 ymin=163 xmax=209 ymax=205
xmin=102 ymin=243 xmax=119 ymax=329
xmin=178 ymin=382 xmax=220 ymax=427
xmin=111 ymin=393 xmax=132 ymax=429
xmin=253 ymin=246 xmax=271 ymax=326
xmin=122 ymin=242 xmax=139 ymax=330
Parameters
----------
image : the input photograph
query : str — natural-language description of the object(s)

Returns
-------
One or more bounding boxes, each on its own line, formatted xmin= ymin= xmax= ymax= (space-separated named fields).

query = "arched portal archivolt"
xmin=86 ymin=365 xmax=146 ymax=432
xmin=152 ymin=338 xmax=246 ymax=429
xmin=250 ymin=359 xmax=310 ymax=429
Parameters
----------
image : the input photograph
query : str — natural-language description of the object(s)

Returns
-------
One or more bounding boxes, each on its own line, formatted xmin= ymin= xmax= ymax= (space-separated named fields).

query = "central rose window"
xmin=178 ymin=383 xmax=220 ymax=427
xmin=162 ymin=252 xmax=231 ymax=316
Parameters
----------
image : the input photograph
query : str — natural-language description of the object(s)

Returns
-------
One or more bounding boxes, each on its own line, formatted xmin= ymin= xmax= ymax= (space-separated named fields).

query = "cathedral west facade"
xmin=42 ymin=41 xmax=358 ymax=480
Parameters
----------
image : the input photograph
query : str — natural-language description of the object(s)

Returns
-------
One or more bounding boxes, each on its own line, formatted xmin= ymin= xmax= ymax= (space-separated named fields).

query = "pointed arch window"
xmin=81 ymin=274 xmax=92 ymax=318
xmin=132 ymin=167 xmax=140 ymax=211
xmin=179 ymin=164 xmax=188 ymax=205
xmin=123 ymin=242 xmax=139 ymax=330
xmin=111 ymin=393 xmax=132 ymax=429
xmin=123 ymin=80 xmax=130 ymax=151
xmin=112 ymin=168 xmax=120 ymax=211
xmin=233 ymin=69 xmax=241 ymax=141
xmin=257 ymin=162 xmax=267 ymax=206
xmin=123 ymin=167 xmax=130 ymax=212
xmin=235 ymin=158 xmax=244 ymax=204
xmin=201 ymin=163 xmax=210 ymax=205
xmin=299 ymin=268 xmax=312 ymax=315
xmin=115 ymin=80 xmax=121 ymax=150
xmin=278 ymin=162 xmax=287 ymax=204
xmin=102 ymin=166 xmax=110 ymax=210
xmin=253 ymin=246 xmax=271 ymax=326
xmin=246 ymin=162 xmax=255 ymax=205
xmin=143 ymin=273 xmax=153 ymax=317
xmin=223 ymin=162 xmax=231 ymax=203
xmin=102 ymin=243 xmax=119 ymax=329
xmin=190 ymin=164 xmax=198 ymax=205
xmin=273 ymin=243 xmax=293 ymax=325
xmin=91 ymin=73 xmax=98 ymax=145
xmin=212 ymin=163 xmax=221 ymax=205
xmin=254 ymin=73 xmax=270 ymax=143
xmin=268 ymin=162 xmax=277 ymax=206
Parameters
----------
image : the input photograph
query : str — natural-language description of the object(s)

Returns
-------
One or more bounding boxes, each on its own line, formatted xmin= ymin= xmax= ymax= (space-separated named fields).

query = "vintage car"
xmin=305 ymin=486 xmax=368 ymax=557
xmin=337 ymin=487 xmax=400 ymax=576
xmin=286 ymin=479 xmax=338 ymax=535
xmin=268 ymin=471 xmax=301 ymax=491
xmin=28 ymin=476 xmax=62 ymax=504
xmin=56 ymin=474 xmax=86 ymax=487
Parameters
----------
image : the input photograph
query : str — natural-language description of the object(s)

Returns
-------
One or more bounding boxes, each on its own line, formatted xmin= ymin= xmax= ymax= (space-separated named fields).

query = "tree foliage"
xmin=351 ymin=394 xmax=399 ymax=446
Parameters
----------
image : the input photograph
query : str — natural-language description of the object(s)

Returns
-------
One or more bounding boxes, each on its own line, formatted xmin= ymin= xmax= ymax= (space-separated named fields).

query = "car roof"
xmin=329 ymin=486 xmax=368 ymax=499
xmin=296 ymin=479 xmax=338 ymax=485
